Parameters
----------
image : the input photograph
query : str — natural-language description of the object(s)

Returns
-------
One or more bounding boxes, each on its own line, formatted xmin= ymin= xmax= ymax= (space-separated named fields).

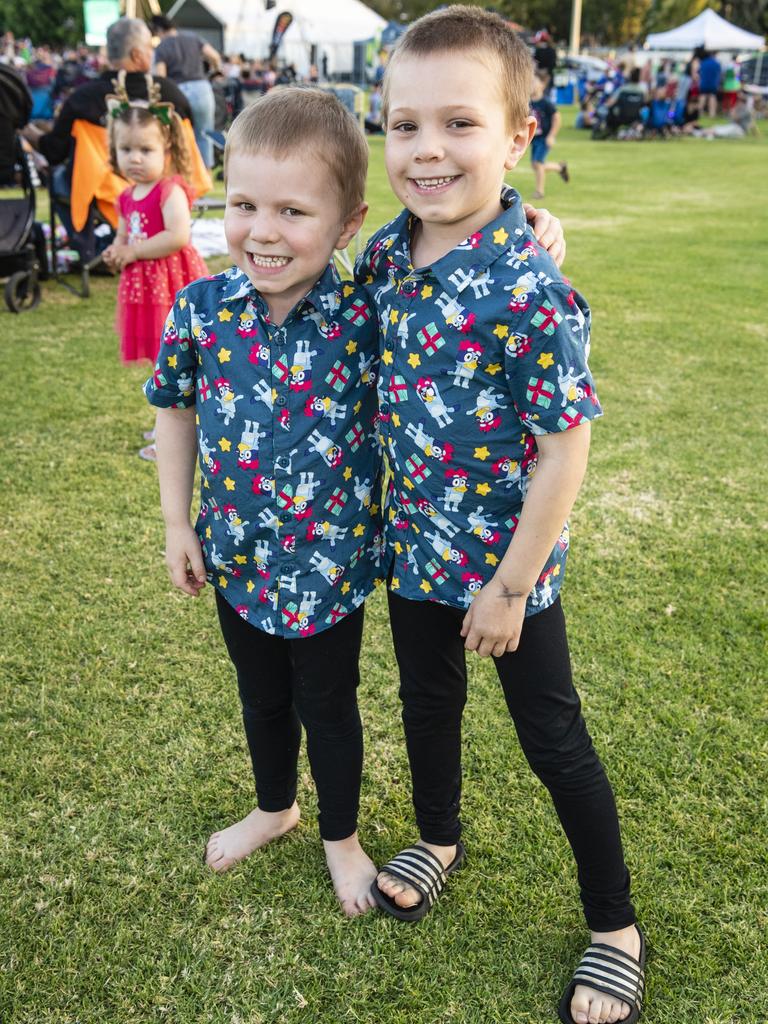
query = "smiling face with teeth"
xmin=224 ymin=150 xmax=366 ymax=325
xmin=385 ymin=51 xmax=535 ymax=266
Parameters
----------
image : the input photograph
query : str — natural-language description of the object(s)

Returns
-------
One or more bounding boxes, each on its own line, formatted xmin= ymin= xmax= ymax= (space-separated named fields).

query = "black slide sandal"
xmin=558 ymin=925 xmax=646 ymax=1024
xmin=370 ymin=842 xmax=466 ymax=922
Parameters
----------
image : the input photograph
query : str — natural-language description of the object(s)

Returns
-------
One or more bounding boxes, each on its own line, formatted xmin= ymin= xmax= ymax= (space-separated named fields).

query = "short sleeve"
xmin=158 ymin=174 xmax=195 ymax=210
xmin=503 ymin=282 xmax=602 ymax=434
xmin=143 ymin=290 xmax=198 ymax=409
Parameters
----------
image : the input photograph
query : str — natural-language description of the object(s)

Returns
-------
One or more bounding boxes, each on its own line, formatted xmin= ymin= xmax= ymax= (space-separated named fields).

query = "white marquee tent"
xmin=645 ymin=8 xmax=764 ymax=51
xmin=166 ymin=0 xmax=387 ymax=75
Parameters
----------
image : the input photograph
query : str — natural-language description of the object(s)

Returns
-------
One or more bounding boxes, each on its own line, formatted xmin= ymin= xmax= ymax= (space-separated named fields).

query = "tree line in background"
xmin=1 ymin=0 xmax=766 ymax=50
xmin=369 ymin=0 xmax=768 ymax=43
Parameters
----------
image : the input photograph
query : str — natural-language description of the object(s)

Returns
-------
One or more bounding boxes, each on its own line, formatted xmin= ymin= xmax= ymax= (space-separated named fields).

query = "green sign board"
xmin=83 ymin=0 xmax=121 ymax=46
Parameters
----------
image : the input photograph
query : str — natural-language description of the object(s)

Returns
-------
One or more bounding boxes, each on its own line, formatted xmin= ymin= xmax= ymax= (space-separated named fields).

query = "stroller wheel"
xmin=5 ymin=271 xmax=41 ymax=313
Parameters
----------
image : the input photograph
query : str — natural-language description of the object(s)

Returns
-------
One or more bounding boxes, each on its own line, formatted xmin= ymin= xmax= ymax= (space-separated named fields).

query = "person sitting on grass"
xmin=144 ymin=84 xmax=568 ymax=919
xmin=355 ymin=8 xmax=645 ymax=1024
xmin=530 ymin=69 xmax=568 ymax=199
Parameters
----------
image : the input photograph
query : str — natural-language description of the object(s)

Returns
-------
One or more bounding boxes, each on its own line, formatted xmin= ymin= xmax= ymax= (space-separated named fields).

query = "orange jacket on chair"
xmin=69 ymin=118 xmax=213 ymax=232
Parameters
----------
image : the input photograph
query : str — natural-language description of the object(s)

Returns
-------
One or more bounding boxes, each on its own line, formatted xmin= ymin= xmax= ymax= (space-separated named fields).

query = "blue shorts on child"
xmin=531 ymin=136 xmax=550 ymax=163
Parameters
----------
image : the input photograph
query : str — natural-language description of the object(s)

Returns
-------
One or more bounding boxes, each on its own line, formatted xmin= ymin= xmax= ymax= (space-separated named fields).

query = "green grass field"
xmin=2 ymin=122 xmax=767 ymax=1024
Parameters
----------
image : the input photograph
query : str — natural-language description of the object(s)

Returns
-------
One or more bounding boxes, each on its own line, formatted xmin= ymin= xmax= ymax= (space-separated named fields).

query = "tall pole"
xmin=570 ymin=0 xmax=583 ymax=55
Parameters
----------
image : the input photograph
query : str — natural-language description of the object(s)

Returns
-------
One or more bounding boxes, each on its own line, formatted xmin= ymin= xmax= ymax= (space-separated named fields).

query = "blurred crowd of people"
xmin=574 ymin=48 xmax=759 ymax=139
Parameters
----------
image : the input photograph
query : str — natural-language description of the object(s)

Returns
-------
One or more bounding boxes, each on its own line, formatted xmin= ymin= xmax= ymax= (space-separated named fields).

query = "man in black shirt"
xmin=21 ymin=18 xmax=192 ymax=265
xmin=22 ymin=18 xmax=191 ymax=167
xmin=533 ymin=29 xmax=557 ymax=93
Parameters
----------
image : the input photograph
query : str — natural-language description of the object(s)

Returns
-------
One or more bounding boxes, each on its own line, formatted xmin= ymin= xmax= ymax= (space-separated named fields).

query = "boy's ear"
xmin=335 ymin=202 xmax=368 ymax=250
xmin=504 ymin=117 xmax=537 ymax=171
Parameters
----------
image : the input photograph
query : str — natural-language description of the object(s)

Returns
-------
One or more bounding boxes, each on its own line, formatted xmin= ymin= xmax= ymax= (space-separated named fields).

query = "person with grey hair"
xmin=22 ymin=17 xmax=192 ymax=167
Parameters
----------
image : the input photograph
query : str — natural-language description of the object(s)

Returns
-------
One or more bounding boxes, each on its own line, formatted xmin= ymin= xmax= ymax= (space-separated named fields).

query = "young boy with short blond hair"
xmin=357 ymin=8 xmax=645 ymax=1024
xmin=145 ymin=87 xmax=384 ymax=916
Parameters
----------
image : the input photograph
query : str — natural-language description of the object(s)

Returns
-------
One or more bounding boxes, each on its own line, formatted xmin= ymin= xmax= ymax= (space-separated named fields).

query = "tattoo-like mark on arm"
xmin=498 ymin=586 xmax=524 ymax=608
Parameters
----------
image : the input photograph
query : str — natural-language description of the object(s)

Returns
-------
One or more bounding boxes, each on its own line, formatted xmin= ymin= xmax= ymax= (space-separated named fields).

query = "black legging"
xmin=387 ymin=591 xmax=636 ymax=932
xmin=216 ymin=591 xmax=365 ymax=841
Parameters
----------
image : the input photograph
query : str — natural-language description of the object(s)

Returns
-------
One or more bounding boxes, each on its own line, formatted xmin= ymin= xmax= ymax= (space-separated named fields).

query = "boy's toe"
xmin=570 ymin=986 xmax=591 ymax=1023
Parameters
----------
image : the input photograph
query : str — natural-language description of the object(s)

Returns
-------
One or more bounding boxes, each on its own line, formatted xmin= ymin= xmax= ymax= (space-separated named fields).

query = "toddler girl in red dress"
xmin=103 ymin=75 xmax=208 ymax=458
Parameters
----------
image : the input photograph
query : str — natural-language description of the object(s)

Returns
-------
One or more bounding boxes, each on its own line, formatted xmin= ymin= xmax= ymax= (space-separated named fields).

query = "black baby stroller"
xmin=591 ymin=88 xmax=647 ymax=140
xmin=0 ymin=64 xmax=46 ymax=312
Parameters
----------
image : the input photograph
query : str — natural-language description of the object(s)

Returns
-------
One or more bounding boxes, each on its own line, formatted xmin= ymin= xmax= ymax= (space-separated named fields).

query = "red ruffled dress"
xmin=116 ymin=175 xmax=209 ymax=363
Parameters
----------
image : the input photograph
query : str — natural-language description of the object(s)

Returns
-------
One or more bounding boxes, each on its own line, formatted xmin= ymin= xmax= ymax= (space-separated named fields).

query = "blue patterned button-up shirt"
xmin=145 ymin=263 xmax=385 ymax=637
xmin=355 ymin=187 xmax=602 ymax=615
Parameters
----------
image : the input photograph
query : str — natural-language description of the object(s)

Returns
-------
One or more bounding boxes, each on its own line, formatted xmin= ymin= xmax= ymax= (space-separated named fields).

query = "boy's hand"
xmin=165 ymin=522 xmax=207 ymax=597
xmin=522 ymin=203 xmax=566 ymax=267
xmin=546 ymin=132 xmax=557 ymax=148
xmin=460 ymin=576 xmax=528 ymax=658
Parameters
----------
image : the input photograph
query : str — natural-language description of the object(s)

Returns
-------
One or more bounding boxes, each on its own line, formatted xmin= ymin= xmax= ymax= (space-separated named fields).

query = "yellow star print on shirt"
xmin=218 ymin=308 xmax=233 ymax=322
xmin=538 ymin=352 xmax=554 ymax=369
xmin=219 ymin=437 xmax=232 ymax=452
xmin=223 ymin=477 xmax=236 ymax=491
xmin=476 ymin=482 xmax=491 ymax=496
xmin=346 ymin=340 xmax=358 ymax=355
xmin=421 ymin=284 xmax=433 ymax=299
xmin=407 ymin=353 xmax=421 ymax=369
xmin=218 ymin=348 xmax=231 ymax=363
xmin=382 ymin=349 xmax=393 ymax=366
xmin=474 ymin=446 xmax=490 ymax=460
xmin=419 ymin=579 xmax=433 ymax=594
xmin=493 ymin=324 xmax=509 ymax=339
xmin=343 ymin=283 xmax=355 ymax=297
xmin=343 ymin=466 xmax=353 ymax=481
xmin=493 ymin=228 xmax=509 ymax=246
xmin=353 ymin=523 xmax=365 ymax=537
xmin=167 ymin=354 xmax=178 ymax=369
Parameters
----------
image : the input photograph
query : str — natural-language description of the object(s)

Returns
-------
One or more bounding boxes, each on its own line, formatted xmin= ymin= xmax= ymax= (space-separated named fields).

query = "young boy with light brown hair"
xmin=357 ymin=9 xmax=645 ymax=1024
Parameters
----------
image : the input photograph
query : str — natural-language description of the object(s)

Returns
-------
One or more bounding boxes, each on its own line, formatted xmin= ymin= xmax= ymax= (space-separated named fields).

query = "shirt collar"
xmin=388 ymin=186 xmax=529 ymax=294
xmin=217 ymin=262 xmax=343 ymax=322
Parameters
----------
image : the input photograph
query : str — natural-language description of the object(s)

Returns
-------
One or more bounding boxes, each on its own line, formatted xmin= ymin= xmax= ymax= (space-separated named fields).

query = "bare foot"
xmin=204 ymin=804 xmax=300 ymax=872
xmin=323 ymin=833 xmax=378 ymax=917
xmin=570 ymin=925 xmax=641 ymax=1024
xmin=375 ymin=840 xmax=457 ymax=908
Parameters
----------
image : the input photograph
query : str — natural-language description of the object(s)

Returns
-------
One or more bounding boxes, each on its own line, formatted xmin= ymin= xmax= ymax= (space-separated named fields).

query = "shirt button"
xmin=385 ymin=339 xmax=395 ymax=351
xmin=380 ymin=402 xmax=390 ymax=415
xmin=283 ymin=563 xmax=297 ymax=575
xmin=275 ymin=329 xmax=287 ymax=346
xmin=276 ymin=395 xmax=287 ymax=407
xmin=275 ymin=455 xmax=289 ymax=469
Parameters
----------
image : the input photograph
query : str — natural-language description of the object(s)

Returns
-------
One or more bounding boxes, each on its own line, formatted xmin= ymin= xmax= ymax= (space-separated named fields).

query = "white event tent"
xmin=645 ymin=8 xmax=764 ymax=51
xmin=166 ymin=0 xmax=387 ymax=75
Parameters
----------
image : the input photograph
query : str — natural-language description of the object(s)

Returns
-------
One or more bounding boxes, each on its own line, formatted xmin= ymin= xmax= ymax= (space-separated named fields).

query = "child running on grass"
xmin=355 ymin=8 xmax=645 ymax=1024
xmin=530 ymin=69 xmax=569 ymax=200
xmin=143 ymin=86 xmax=564 ymax=918
xmin=102 ymin=72 xmax=208 ymax=461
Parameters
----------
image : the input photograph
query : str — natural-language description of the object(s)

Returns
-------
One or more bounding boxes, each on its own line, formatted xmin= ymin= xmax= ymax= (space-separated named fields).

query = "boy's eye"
xmin=237 ymin=202 xmax=255 ymax=211
xmin=391 ymin=121 xmax=416 ymax=133
xmin=283 ymin=207 xmax=303 ymax=217
xmin=449 ymin=119 xmax=474 ymax=129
